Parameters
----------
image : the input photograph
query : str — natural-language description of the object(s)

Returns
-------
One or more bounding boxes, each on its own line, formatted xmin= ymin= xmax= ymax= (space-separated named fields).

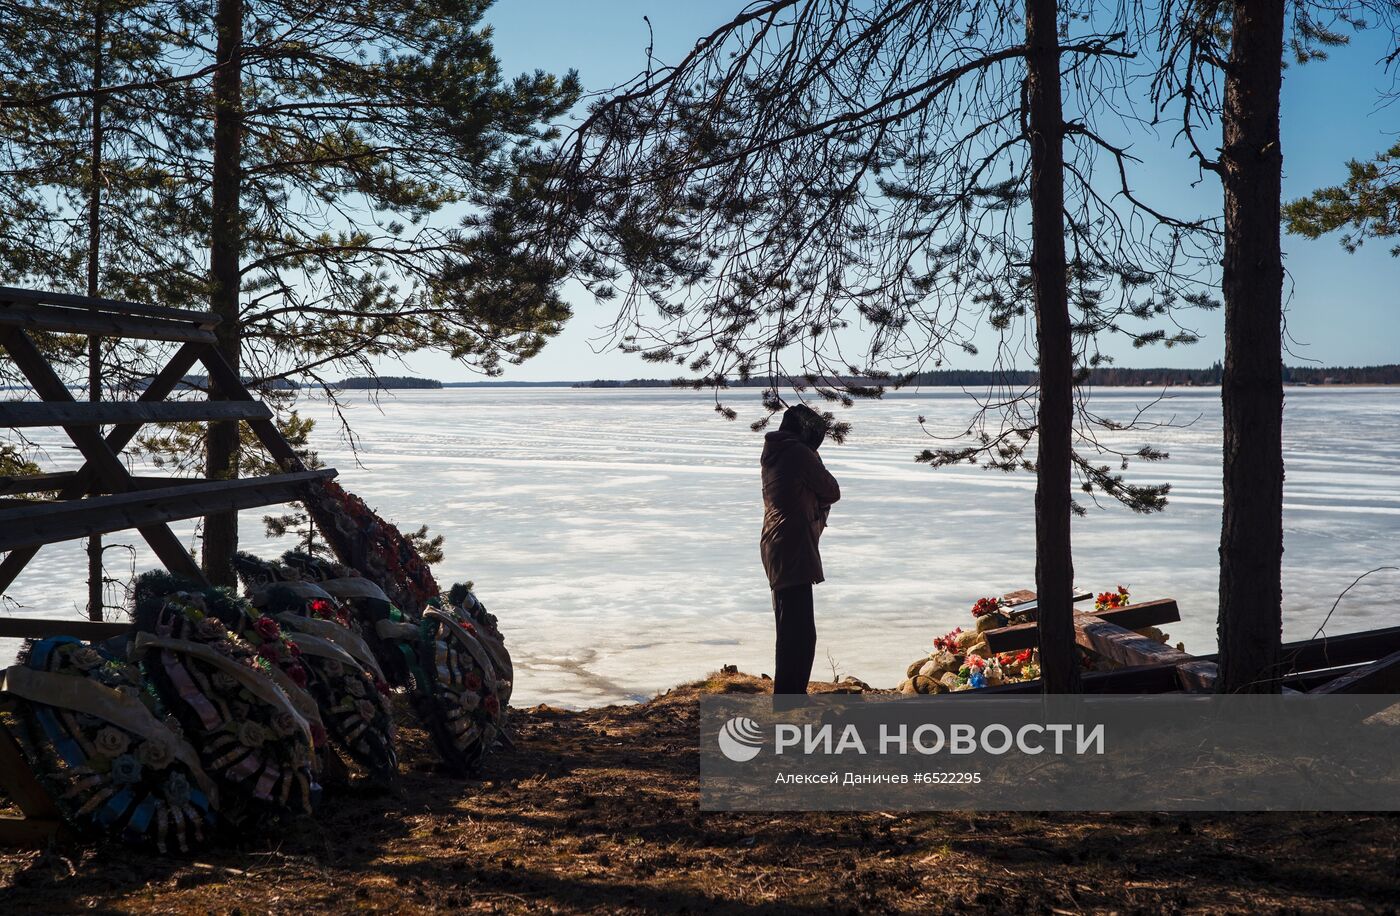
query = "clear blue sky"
xmin=406 ymin=2 xmax=1398 ymax=382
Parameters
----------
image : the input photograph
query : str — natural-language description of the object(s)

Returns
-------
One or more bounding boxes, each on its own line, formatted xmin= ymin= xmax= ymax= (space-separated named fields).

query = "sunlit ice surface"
xmin=3 ymin=386 xmax=1397 ymax=709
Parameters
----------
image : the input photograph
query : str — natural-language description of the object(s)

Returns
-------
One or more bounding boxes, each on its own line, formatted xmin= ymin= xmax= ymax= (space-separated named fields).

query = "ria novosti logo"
xmin=717 ymin=716 xmax=764 ymax=762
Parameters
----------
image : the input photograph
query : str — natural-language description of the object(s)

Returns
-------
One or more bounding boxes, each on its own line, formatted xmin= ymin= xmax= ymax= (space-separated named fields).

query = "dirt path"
xmin=2 ymin=672 xmax=1397 ymax=914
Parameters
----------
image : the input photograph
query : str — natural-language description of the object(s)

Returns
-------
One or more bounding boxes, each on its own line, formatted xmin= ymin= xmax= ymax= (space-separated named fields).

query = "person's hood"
xmin=761 ymin=430 xmax=806 ymax=467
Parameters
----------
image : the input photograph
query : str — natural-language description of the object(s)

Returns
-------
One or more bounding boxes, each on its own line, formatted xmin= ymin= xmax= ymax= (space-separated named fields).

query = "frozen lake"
xmin=3 ymin=385 xmax=1398 ymax=708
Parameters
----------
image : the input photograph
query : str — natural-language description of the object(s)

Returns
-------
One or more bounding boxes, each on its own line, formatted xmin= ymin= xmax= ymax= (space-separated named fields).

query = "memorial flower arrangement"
xmin=970 ymin=596 xmax=1001 ymax=618
xmin=4 ymin=637 xmax=217 ymax=852
xmin=302 ymin=479 xmax=439 ymax=613
xmin=131 ymin=574 xmax=320 ymax=827
xmin=1095 ymin=585 xmax=1130 ymax=612
xmin=413 ymin=596 xmax=508 ymax=774
xmin=234 ymin=554 xmax=398 ymax=782
xmin=901 ymin=586 xmax=1175 ymax=693
xmin=447 ymin=582 xmax=513 ymax=707
xmin=281 ymin=550 xmax=419 ymax=689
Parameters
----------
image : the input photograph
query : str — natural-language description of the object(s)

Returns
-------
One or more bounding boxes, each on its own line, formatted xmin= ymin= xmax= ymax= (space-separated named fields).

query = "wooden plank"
xmin=0 ymin=302 xmax=216 ymax=344
xmin=0 ymin=285 xmax=217 ymax=326
xmin=1195 ymin=626 xmax=1400 ymax=674
xmin=0 ymin=472 xmax=77 ymax=496
xmin=1310 ymin=649 xmax=1400 ymax=695
xmin=0 ymin=817 xmax=61 ymax=846
xmin=985 ymin=598 xmax=1181 ymax=653
xmin=0 ymin=342 xmax=204 ymax=593
xmin=0 ymin=619 xmax=131 ymax=640
xmin=0 ymin=702 xmax=61 ymax=821
xmin=0 ymin=399 xmax=270 ymax=427
xmin=0 ymin=469 xmax=336 ymax=551
xmin=1073 ymin=615 xmax=1218 ymax=691
xmin=0 ymin=474 xmax=222 ymax=497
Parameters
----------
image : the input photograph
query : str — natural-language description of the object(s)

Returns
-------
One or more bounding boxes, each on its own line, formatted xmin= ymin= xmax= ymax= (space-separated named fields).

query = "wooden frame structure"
xmin=0 ymin=286 xmax=337 ymax=844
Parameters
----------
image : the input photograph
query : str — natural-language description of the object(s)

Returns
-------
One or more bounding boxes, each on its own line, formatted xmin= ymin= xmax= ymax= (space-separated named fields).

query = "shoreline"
xmin=4 ymin=669 xmax=1398 ymax=913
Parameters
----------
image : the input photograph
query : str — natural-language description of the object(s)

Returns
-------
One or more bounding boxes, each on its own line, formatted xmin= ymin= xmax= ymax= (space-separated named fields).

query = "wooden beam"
xmin=0 ymin=619 xmax=131 ymax=640
xmin=0 ymin=302 xmax=216 ymax=343
xmin=0 ymin=817 xmax=62 ymax=846
xmin=985 ymin=598 xmax=1181 ymax=653
xmin=1196 ymin=625 xmax=1400 ymax=675
xmin=0 ymin=399 xmax=270 ymax=427
xmin=0 ymin=474 xmax=224 ymax=497
xmin=0 ymin=472 xmax=79 ymax=496
xmin=1073 ymin=615 xmax=1218 ymax=691
xmin=0 ymin=469 xmax=336 ymax=551
xmin=0 ymin=700 xmax=62 ymax=823
xmin=0 ymin=285 xmax=217 ymax=326
xmin=1310 ymin=649 xmax=1400 ymax=695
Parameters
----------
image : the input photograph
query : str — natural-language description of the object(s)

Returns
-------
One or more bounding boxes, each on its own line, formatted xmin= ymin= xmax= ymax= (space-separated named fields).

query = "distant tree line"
xmin=334 ymin=377 xmax=444 ymax=390
xmin=575 ymin=364 xmax=1400 ymax=389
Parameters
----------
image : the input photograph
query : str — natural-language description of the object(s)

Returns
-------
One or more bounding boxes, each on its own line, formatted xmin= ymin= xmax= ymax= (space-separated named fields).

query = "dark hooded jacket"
xmin=760 ymin=430 xmax=841 ymax=590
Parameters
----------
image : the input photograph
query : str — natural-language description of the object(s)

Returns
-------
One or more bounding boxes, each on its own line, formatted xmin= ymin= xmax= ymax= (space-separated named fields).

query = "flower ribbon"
xmin=130 ymin=633 xmax=315 ymax=753
xmin=318 ymin=577 xmax=391 ymax=602
xmin=275 ymin=614 xmax=385 ymax=683
xmin=422 ymin=609 xmax=499 ymax=695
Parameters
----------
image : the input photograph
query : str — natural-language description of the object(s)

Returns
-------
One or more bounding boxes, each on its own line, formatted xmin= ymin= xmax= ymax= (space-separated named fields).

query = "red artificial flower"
xmin=1015 ymin=649 xmax=1033 ymax=666
xmin=464 ymin=672 xmax=482 ymax=692
xmin=375 ymin=678 xmax=391 ymax=697
xmin=289 ymin=664 xmax=308 ymax=687
xmin=256 ymin=641 xmax=281 ymax=662
xmin=970 ymin=597 xmax=1000 ymax=618
xmin=253 ymin=616 xmax=281 ymax=641
xmin=308 ymin=598 xmax=333 ymax=618
xmin=287 ymin=641 xmax=302 ymax=658
xmin=483 ymin=694 xmax=500 ymax=716
xmin=965 ymin=654 xmax=986 ymax=669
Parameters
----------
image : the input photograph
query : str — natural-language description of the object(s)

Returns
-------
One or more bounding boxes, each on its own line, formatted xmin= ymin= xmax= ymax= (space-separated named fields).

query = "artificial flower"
xmin=135 ymin=738 xmax=175 ymax=770
xmin=93 ymin=726 xmax=130 ymax=758
xmin=110 ymin=754 xmax=143 ymax=784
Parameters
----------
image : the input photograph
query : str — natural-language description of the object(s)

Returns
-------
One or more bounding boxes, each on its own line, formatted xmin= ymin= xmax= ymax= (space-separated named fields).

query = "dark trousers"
xmin=772 ymin=584 xmax=816 ymax=695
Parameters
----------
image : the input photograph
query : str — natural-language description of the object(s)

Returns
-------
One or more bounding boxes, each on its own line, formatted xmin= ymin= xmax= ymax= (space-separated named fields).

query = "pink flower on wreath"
xmin=253 ymin=616 xmax=281 ymax=641
xmin=965 ymin=654 xmax=986 ymax=669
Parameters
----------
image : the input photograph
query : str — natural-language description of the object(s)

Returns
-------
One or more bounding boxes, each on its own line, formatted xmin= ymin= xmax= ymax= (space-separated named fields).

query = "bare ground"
xmin=2 ymin=671 xmax=1398 ymax=914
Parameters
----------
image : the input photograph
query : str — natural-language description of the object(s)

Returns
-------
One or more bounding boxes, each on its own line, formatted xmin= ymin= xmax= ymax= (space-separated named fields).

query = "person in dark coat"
xmin=760 ymin=404 xmax=840 ymax=696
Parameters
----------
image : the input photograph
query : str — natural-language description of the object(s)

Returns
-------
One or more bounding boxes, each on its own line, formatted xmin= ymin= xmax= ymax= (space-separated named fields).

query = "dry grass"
xmin=2 ymin=671 xmax=1398 ymax=914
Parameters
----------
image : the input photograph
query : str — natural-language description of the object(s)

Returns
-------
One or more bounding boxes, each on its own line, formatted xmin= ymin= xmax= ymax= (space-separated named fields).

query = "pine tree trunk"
xmin=1025 ymin=0 xmax=1080 ymax=694
xmin=85 ymin=1 xmax=105 ymax=621
xmin=1217 ymin=1 xmax=1285 ymax=694
xmin=204 ymin=0 xmax=243 ymax=586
